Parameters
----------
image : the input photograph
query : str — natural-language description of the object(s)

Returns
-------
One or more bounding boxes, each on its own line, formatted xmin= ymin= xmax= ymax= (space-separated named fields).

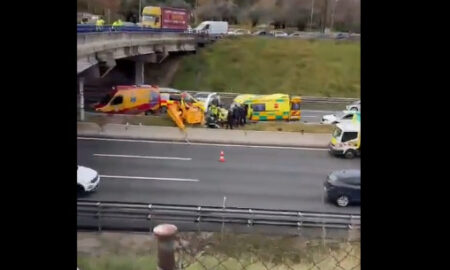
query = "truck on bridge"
xmin=141 ymin=6 xmax=189 ymax=30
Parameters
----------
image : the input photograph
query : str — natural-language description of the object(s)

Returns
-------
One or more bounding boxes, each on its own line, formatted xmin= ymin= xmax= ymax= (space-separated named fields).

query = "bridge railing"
xmin=77 ymin=24 xmax=189 ymax=34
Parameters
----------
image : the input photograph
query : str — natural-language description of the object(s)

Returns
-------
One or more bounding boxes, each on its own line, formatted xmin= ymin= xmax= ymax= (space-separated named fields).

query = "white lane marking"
xmin=94 ymin=153 xmax=191 ymax=161
xmin=78 ymin=137 xmax=328 ymax=151
xmin=100 ymin=175 xmax=199 ymax=182
xmin=302 ymin=110 xmax=339 ymax=114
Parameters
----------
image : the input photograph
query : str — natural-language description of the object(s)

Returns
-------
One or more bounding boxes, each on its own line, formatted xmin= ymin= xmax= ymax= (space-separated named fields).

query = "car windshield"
xmin=194 ymin=94 xmax=209 ymax=99
xmin=332 ymin=127 xmax=343 ymax=138
xmin=291 ymin=103 xmax=301 ymax=110
xmin=142 ymin=15 xmax=157 ymax=22
xmin=99 ymin=93 xmax=113 ymax=105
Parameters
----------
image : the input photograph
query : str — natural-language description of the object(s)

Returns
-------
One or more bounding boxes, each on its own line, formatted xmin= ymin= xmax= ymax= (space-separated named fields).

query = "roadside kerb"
xmin=77 ymin=122 xmax=331 ymax=148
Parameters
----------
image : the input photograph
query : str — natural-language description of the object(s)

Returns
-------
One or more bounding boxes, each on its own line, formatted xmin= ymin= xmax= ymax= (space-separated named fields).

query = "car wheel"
xmin=350 ymin=107 xmax=358 ymax=111
xmin=344 ymin=150 xmax=356 ymax=159
xmin=336 ymin=195 xmax=350 ymax=207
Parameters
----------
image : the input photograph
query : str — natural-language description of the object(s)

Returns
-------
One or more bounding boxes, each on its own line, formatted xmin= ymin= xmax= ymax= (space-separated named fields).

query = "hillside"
xmin=171 ymin=37 xmax=360 ymax=97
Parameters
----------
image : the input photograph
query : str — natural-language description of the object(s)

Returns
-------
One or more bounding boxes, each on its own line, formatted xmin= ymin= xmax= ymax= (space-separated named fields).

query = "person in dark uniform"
xmin=226 ymin=108 xmax=234 ymax=129
xmin=243 ymin=104 xmax=248 ymax=125
xmin=233 ymin=105 xmax=240 ymax=127
xmin=239 ymin=105 xmax=246 ymax=126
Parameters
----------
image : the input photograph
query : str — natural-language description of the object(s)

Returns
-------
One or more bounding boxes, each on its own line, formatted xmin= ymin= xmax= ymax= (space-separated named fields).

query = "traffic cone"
xmin=219 ymin=150 xmax=226 ymax=162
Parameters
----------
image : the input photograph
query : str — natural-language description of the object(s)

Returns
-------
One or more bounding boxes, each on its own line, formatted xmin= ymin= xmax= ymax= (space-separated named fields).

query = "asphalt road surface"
xmin=301 ymin=109 xmax=338 ymax=123
xmin=77 ymin=137 xmax=360 ymax=214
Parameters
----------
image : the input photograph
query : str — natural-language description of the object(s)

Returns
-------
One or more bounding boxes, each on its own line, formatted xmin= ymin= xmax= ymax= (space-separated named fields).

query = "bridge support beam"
xmin=135 ymin=60 xmax=144 ymax=85
xmin=78 ymin=77 xmax=85 ymax=121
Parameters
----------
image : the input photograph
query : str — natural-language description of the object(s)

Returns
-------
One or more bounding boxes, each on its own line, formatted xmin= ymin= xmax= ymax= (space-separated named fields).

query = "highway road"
xmin=77 ymin=137 xmax=360 ymax=214
xmin=80 ymin=87 xmax=340 ymax=124
xmin=301 ymin=109 xmax=337 ymax=123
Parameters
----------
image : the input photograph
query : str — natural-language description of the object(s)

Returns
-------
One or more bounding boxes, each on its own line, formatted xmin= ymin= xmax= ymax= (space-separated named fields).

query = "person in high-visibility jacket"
xmin=209 ymin=104 xmax=219 ymax=118
xmin=96 ymin=17 xmax=105 ymax=31
xmin=112 ymin=19 xmax=123 ymax=31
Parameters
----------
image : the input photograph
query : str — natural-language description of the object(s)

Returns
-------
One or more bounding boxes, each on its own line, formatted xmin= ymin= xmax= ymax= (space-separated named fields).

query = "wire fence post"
xmin=154 ymin=224 xmax=178 ymax=270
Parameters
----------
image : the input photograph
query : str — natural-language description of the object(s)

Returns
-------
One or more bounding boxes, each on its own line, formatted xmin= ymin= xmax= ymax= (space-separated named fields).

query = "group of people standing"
xmin=208 ymin=102 xmax=248 ymax=130
xmin=225 ymin=103 xmax=248 ymax=129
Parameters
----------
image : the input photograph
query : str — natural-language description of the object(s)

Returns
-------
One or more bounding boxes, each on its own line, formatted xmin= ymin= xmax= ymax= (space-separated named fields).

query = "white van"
xmin=329 ymin=122 xmax=361 ymax=159
xmin=195 ymin=21 xmax=228 ymax=36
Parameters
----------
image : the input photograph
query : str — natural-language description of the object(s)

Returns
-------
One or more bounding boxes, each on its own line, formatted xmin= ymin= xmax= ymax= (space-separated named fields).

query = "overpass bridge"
xmin=77 ymin=26 xmax=213 ymax=120
xmin=77 ymin=29 xmax=197 ymax=79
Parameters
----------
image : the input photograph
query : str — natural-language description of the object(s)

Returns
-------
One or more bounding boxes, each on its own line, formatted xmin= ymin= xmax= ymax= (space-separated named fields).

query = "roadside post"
xmin=154 ymin=224 xmax=178 ymax=270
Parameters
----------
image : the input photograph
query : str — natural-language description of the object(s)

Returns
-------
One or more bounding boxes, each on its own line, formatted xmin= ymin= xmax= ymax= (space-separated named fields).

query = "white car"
xmin=77 ymin=165 xmax=100 ymax=193
xmin=321 ymin=111 xmax=358 ymax=125
xmin=228 ymin=29 xmax=250 ymax=36
xmin=346 ymin=100 xmax=360 ymax=111
xmin=159 ymin=87 xmax=181 ymax=94
xmin=193 ymin=92 xmax=221 ymax=112
xmin=271 ymin=30 xmax=288 ymax=37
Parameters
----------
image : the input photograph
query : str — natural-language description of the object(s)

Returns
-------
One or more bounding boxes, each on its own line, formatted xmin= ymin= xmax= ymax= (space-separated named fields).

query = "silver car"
xmin=346 ymin=100 xmax=360 ymax=111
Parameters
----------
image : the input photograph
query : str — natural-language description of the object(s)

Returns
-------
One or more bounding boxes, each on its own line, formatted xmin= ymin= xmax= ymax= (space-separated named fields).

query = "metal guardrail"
xmin=77 ymin=24 xmax=187 ymax=33
xmin=77 ymin=200 xmax=360 ymax=231
xmin=80 ymin=87 xmax=358 ymax=108
xmin=184 ymin=90 xmax=359 ymax=104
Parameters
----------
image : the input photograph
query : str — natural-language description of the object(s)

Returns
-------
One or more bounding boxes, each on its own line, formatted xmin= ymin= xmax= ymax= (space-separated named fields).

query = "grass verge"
xmin=172 ymin=37 xmax=360 ymax=98
xmin=78 ymin=232 xmax=360 ymax=270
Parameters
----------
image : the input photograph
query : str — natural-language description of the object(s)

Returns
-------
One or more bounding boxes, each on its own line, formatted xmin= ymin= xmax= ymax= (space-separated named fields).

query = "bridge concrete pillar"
xmin=135 ymin=60 xmax=144 ymax=85
xmin=78 ymin=77 xmax=85 ymax=121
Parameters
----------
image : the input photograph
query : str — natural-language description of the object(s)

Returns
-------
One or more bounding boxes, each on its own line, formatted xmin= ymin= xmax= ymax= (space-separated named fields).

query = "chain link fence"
xmin=174 ymin=232 xmax=360 ymax=270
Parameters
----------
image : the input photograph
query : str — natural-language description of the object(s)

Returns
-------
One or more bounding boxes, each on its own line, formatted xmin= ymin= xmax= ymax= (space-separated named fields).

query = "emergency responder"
xmin=243 ymin=104 xmax=248 ymax=125
xmin=239 ymin=105 xmax=246 ymax=126
xmin=218 ymin=106 xmax=228 ymax=128
xmin=226 ymin=108 xmax=234 ymax=129
xmin=112 ymin=19 xmax=123 ymax=31
xmin=210 ymin=103 xmax=218 ymax=118
xmin=96 ymin=17 xmax=105 ymax=31
xmin=233 ymin=104 xmax=240 ymax=126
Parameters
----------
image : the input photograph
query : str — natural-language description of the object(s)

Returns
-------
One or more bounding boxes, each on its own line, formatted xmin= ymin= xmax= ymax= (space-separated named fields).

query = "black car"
xmin=252 ymin=30 xmax=273 ymax=36
xmin=324 ymin=169 xmax=360 ymax=207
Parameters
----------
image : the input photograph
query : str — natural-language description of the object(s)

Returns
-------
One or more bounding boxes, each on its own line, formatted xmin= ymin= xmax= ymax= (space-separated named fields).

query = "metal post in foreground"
xmin=153 ymin=224 xmax=178 ymax=270
xmin=310 ymin=0 xmax=315 ymax=30
xmin=78 ymin=77 xmax=85 ymax=121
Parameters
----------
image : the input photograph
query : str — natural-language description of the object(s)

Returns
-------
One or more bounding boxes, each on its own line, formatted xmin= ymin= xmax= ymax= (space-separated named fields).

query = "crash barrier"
xmin=77 ymin=200 xmax=360 ymax=232
xmin=77 ymin=24 xmax=187 ymax=33
xmin=82 ymin=86 xmax=358 ymax=105
xmin=184 ymin=90 xmax=359 ymax=104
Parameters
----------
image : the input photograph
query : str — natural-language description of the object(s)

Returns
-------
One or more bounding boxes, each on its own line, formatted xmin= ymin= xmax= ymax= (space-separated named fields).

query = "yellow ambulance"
xmin=234 ymin=93 xmax=301 ymax=121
